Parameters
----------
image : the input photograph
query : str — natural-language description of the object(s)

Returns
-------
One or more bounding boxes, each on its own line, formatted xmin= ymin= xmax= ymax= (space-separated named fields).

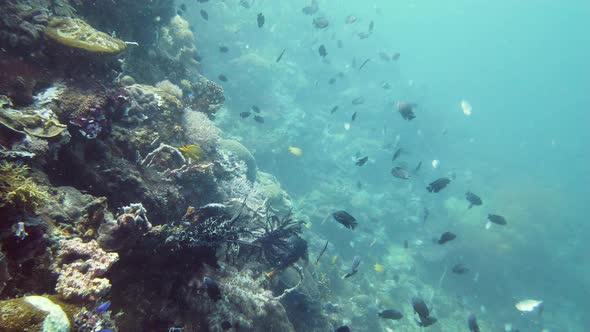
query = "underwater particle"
xmin=461 ymin=99 xmax=473 ymax=116
xmin=452 ymin=263 xmax=470 ymax=275
xmin=373 ymin=263 xmax=384 ymax=273
xmin=254 ymin=115 xmax=265 ymax=123
xmin=342 ymin=255 xmax=361 ymax=279
xmin=219 ymin=46 xmax=229 ymax=53
xmin=392 ymin=52 xmax=401 ymax=60
xmin=404 ymin=240 xmax=409 ymax=248
xmin=369 ymin=20 xmax=374 ymax=32
xmin=95 ymin=300 xmax=111 ymax=313
xmin=203 ymin=277 xmax=222 ymax=301
xmin=330 ymin=105 xmax=338 ymax=114
xmin=44 ymin=17 xmax=127 ymax=54
xmin=343 ymin=122 xmax=351 ymax=130
xmin=426 ymin=177 xmax=451 ymax=193
xmin=218 ymin=74 xmax=228 ymax=82
xmin=396 ymin=101 xmax=416 ymax=120
xmin=378 ymin=308 xmax=403 ymax=320
xmin=431 ymin=159 xmax=440 ymax=169
xmin=318 ymin=44 xmax=327 ymax=57
xmin=313 ymin=17 xmax=329 ymax=29
xmin=251 ymin=105 xmax=261 ymax=113
xmin=335 ymin=326 xmax=350 ymax=332
xmin=180 ymin=3 xmax=187 ymax=11
xmin=200 ymin=9 xmax=209 ymax=20
xmin=257 ymin=13 xmax=265 ymax=27
xmin=352 ymin=96 xmax=365 ymax=105
xmin=515 ymin=299 xmax=543 ymax=312
xmin=276 ymin=48 xmax=286 ymax=62
xmin=379 ymin=52 xmax=391 ymax=61
xmin=391 ymin=166 xmax=410 ymax=180
xmin=355 ymin=156 xmax=368 ymax=166
xmin=488 ymin=213 xmax=507 ymax=225
xmin=465 ymin=191 xmax=483 ymax=209
xmin=179 ymin=144 xmax=202 ymax=161
xmin=414 ymin=161 xmax=422 ymax=172
xmin=392 ymin=147 xmax=403 ymax=161
xmin=437 ymin=231 xmax=456 ymax=244
xmin=288 ymin=145 xmax=302 ymax=156
xmin=332 ymin=210 xmax=358 ymax=230
xmin=468 ymin=313 xmax=481 ymax=332
xmin=240 ymin=111 xmax=251 ymax=118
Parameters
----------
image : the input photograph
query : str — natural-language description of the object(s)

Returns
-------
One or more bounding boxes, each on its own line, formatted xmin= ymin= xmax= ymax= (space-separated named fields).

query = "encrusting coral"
xmin=51 ymin=238 xmax=119 ymax=301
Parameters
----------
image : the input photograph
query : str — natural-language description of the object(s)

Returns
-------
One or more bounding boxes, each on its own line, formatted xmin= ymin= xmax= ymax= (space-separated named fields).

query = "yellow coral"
xmin=0 ymin=161 xmax=48 ymax=211
xmin=44 ymin=17 xmax=127 ymax=54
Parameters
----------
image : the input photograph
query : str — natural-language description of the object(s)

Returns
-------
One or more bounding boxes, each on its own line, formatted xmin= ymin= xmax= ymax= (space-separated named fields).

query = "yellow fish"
xmin=304 ymin=221 xmax=312 ymax=229
xmin=179 ymin=144 xmax=202 ymax=161
xmin=374 ymin=263 xmax=384 ymax=273
xmin=288 ymin=145 xmax=302 ymax=156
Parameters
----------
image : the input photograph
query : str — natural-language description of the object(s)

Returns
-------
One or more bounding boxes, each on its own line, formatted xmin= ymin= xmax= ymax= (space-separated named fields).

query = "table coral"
xmin=44 ymin=17 xmax=127 ymax=54
xmin=52 ymin=238 xmax=119 ymax=301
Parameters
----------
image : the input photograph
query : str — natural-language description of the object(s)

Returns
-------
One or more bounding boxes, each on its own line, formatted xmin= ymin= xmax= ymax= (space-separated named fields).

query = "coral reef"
xmin=156 ymin=79 xmax=183 ymax=99
xmin=0 ymin=2 xmax=49 ymax=49
xmin=182 ymin=110 xmax=222 ymax=151
xmin=51 ymin=238 xmax=119 ymax=301
xmin=98 ymin=202 xmax=152 ymax=251
xmin=188 ymin=78 xmax=226 ymax=114
xmin=0 ymin=161 xmax=48 ymax=211
xmin=218 ymin=138 xmax=258 ymax=182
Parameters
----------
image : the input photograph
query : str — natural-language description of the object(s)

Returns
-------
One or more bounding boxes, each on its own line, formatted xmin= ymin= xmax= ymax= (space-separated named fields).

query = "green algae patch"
xmin=44 ymin=17 xmax=127 ymax=54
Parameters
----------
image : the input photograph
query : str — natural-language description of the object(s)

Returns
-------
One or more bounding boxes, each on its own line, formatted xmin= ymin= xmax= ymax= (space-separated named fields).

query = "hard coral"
xmin=44 ymin=17 xmax=127 ymax=55
xmin=182 ymin=110 xmax=222 ymax=151
xmin=52 ymin=238 xmax=119 ymax=301
xmin=0 ymin=3 xmax=49 ymax=50
xmin=189 ymin=79 xmax=225 ymax=114
xmin=98 ymin=203 xmax=152 ymax=251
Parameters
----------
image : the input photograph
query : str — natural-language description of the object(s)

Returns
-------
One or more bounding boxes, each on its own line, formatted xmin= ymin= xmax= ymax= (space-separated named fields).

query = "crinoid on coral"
xmin=0 ymin=161 xmax=48 ymax=212
xmin=243 ymin=208 xmax=307 ymax=271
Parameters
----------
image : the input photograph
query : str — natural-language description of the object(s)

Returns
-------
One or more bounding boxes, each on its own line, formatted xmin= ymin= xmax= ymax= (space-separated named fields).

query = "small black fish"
xmin=369 ymin=20 xmax=374 ymax=32
xmin=391 ymin=166 xmax=410 ymax=180
xmin=426 ymin=177 xmax=451 ymax=193
xmin=257 ymin=13 xmax=265 ymax=28
xmin=276 ymin=48 xmax=286 ymax=62
xmin=318 ymin=44 xmax=327 ymax=57
xmin=392 ymin=147 xmax=403 ymax=161
xmin=352 ymin=97 xmax=364 ymax=105
xmin=330 ymin=106 xmax=338 ymax=114
xmin=392 ymin=52 xmax=401 ymax=61
xmin=356 ymin=181 xmax=362 ymax=189
xmin=254 ymin=115 xmax=265 ymax=123
xmin=301 ymin=0 xmax=319 ymax=15
xmin=381 ymin=82 xmax=391 ymax=89
xmin=359 ymin=58 xmax=370 ymax=70
xmin=351 ymin=112 xmax=357 ymax=121
xmin=219 ymin=46 xmax=229 ymax=53
xmin=313 ymin=17 xmax=329 ymax=29
xmin=488 ymin=214 xmax=507 ymax=225
xmin=417 ymin=316 xmax=438 ymax=327
xmin=200 ymin=9 xmax=209 ymax=20
xmin=397 ymin=102 xmax=416 ymax=121
xmin=203 ymin=277 xmax=221 ymax=301
xmin=335 ymin=326 xmax=350 ymax=332
xmin=404 ymin=240 xmax=408 ymax=249
xmin=221 ymin=321 xmax=232 ymax=330
xmin=342 ymin=255 xmax=361 ymax=279
xmin=251 ymin=105 xmax=261 ymax=113
xmin=437 ymin=231 xmax=456 ymax=244
xmin=218 ymin=74 xmax=228 ymax=82
xmin=466 ymin=191 xmax=482 ymax=209
xmin=355 ymin=156 xmax=368 ymax=166
xmin=468 ymin=313 xmax=480 ymax=332
xmin=332 ymin=210 xmax=358 ymax=230
xmin=379 ymin=309 xmax=403 ymax=320
xmin=412 ymin=297 xmax=431 ymax=320
xmin=328 ymin=77 xmax=336 ymax=84
xmin=452 ymin=263 xmax=469 ymax=274
xmin=240 ymin=111 xmax=251 ymax=118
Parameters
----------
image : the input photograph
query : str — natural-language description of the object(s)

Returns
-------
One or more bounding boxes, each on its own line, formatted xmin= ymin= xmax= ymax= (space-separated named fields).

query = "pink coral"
xmin=52 ymin=238 xmax=118 ymax=301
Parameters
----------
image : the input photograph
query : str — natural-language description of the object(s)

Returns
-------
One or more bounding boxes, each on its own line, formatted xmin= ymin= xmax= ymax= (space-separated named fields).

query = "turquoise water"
xmin=194 ymin=0 xmax=590 ymax=330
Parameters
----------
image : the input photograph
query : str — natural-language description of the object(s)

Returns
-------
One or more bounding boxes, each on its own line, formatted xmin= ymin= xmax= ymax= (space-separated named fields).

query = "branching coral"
xmin=0 ymin=161 xmax=48 ymax=211
xmin=51 ymin=238 xmax=119 ymax=301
